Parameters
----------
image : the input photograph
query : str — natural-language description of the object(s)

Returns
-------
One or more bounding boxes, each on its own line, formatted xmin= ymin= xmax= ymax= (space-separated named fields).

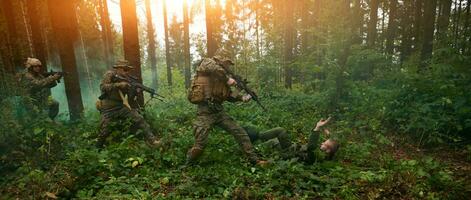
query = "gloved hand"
xmin=52 ymin=73 xmax=62 ymax=80
xmin=242 ymin=94 xmax=252 ymax=102
xmin=227 ymin=78 xmax=237 ymax=86
xmin=116 ymin=82 xmax=130 ymax=90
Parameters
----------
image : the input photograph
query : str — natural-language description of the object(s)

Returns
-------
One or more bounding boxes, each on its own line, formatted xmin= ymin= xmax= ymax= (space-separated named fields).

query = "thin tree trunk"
xmin=437 ymin=0 xmax=452 ymax=40
xmin=26 ymin=0 xmax=48 ymax=72
xmin=464 ymin=1 xmax=470 ymax=54
xmin=103 ymin=0 xmax=114 ymax=65
xmin=47 ymin=0 xmax=84 ymax=120
xmin=120 ymin=0 xmax=144 ymax=107
xmin=283 ymin=0 xmax=295 ymax=89
xmin=145 ymin=0 xmax=158 ymax=89
xmin=163 ymin=0 xmax=173 ymax=86
xmin=205 ymin=0 xmax=216 ymax=57
xmin=99 ymin=0 xmax=111 ymax=67
xmin=367 ymin=0 xmax=379 ymax=47
xmin=352 ymin=0 xmax=363 ymax=44
xmin=1 ymin=0 xmax=22 ymax=70
xmin=0 ymin=2 xmax=15 ymax=75
xmin=386 ymin=0 xmax=398 ymax=54
xmin=413 ymin=0 xmax=424 ymax=51
xmin=401 ymin=0 xmax=413 ymax=62
xmin=75 ymin=7 xmax=95 ymax=97
xmin=420 ymin=0 xmax=438 ymax=64
xmin=19 ymin=0 xmax=33 ymax=57
xmin=183 ymin=0 xmax=191 ymax=89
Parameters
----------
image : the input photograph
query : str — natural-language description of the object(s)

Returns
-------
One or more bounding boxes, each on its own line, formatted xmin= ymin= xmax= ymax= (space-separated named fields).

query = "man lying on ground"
xmin=243 ymin=117 xmax=339 ymax=163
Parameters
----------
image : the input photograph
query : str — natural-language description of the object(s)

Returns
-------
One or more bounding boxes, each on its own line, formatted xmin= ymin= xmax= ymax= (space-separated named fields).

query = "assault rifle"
xmin=43 ymin=70 xmax=66 ymax=83
xmin=113 ymin=74 xmax=165 ymax=101
xmin=220 ymin=65 xmax=267 ymax=111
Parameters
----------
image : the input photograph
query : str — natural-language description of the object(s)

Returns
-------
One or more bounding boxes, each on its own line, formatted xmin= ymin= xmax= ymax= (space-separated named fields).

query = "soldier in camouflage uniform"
xmin=96 ymin=60 xmax=160 ymax=148
xmin=244 ymin=117 xmax=339 ymax=162
xmin=22 ymin=58 xmax=61 ymax=120
xmin=186 ymin=49 xmax=267 ymax=166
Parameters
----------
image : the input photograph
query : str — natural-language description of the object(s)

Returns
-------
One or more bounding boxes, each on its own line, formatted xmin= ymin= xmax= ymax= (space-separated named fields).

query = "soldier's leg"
xmin=96 ymin=115 xmax=112 ymax=148
xmin=127 ymin=109 xmax=158 ymax=143
xmin=186 ymin=114 xmax=213 ymax=163
xmin=217 ymin=114 xmax=259 ymax=164
xmin=258 ymin=127 xmax=292 ymax=149
xmin=48 ymin=99 xmax=59 ymax=120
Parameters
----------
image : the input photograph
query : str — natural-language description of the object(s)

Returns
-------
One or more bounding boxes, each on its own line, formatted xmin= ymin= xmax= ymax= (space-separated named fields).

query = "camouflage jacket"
xmin=22 ymin=71 xmax=56 ymax=105
xmin=194 ymin=58 xmax=243 ymax=104
xmin=99 ymin=70 xmax=139 ymax=110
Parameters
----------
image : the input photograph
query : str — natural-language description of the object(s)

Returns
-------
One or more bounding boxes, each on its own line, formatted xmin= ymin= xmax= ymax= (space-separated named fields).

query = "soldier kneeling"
xmin=22 ymin=58 xmax=61 ymax=120
xmin=96 ymin=60 xmax=160 ymax=148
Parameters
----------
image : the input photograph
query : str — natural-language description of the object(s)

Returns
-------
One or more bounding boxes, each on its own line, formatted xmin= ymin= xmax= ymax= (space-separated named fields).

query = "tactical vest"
xmin=188 ymin=62 xmax=230 ymax=104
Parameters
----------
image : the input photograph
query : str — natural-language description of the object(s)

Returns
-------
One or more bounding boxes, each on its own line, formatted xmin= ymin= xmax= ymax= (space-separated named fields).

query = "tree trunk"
xmin=367 ymin=0 xmax=379 ymax=47
xmin=205 ymin=0 xmax=216 ymax=57
xmin=163 ymin=0 xmax=173 ymax=86
xmin=400 ymin=0 xmax=413 ymax=62
xmin=47 ymin=0 xmax=84 ymax=120
xmin=145 ymin=0 xmax=158 ymax=89
xmin=420 ymin=0 xmax=438 ymax=63
xmin=99 ymin=0 xmax=114 ymax=67
xmin=464 ymin=1 xmax=470 ymax=54
xmin=413 ymin=0 xmax=423 ymax=51
xmin=120 ymin=0 xmax=144 ymax=106
xmin=26 ymin=0 xmax=48 ymax=72
xmin=1 ymin=0 xmax=23 ymax=70
xmin=183 ymin=0 xmax=191 ymax=89
xmin=437 ymin=0 xmax=452 ymax=39
xmin=352 ymin=0 xmax=363 ymax=44
xmin=283 ymin=0 xmax=295 ymax=89
xmin=0 ymin=3 xmax=15 ymax=75
xmin=385 ymin=0 xmax=398 ymax=54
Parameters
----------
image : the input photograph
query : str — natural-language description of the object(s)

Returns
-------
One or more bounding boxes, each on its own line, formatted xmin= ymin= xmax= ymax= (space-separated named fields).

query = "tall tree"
xmin=420 ymin=0 xmax=438 ymax=63
xmin=385 ymin=0 xmax=398 ymax=54
xmin=26 ymin=0 xmax=48 ymax=72
xmin=437 ymin=0 xmax=452 ymax=39
xmin=99 ymin=0 xmax=114 ymax=67
xmin=47 ymin=0 xmax=84 ymax=120
xmin=120 ymin=0 xmax=144 ymax=106
xmin=163 ymin=0 xmax=173 ymax=86
xmin=0 ymin=2 xmax=15 ymax=74
xmin=205 ymin=0 xmax=216 ymax=57
xmin=400 ymin=0 xmax=414 ymax=62
xmin=1 ymin=0 xmax=22 ymax=69
xmin=183 ymin=0 xmax=191 ymax=89
xmin=367 ymin=0 xmax=379 ymax=47
xmin=352 ymin=0 xmax=364 ymax=44
xmin=283 ymin=0 xmax=295 ymax=89
xmin=413 ymin=0 xmax=423 ymax=51
xmin=145 ymin=0 xmax=158 ymax=89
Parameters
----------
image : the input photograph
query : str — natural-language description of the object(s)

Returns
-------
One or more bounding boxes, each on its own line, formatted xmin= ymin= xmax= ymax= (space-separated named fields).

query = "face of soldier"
xmin=32 ymin=65 xmax=42 ymax=73
xmin=116 ymin=67 xmax=130 ymax=76
xmin=320 ymin=139 xmax=334 ymax=153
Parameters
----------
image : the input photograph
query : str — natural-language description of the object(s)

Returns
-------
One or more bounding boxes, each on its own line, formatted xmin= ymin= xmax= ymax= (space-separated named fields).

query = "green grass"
xmin=0 ymin=90 xmax=470 ymax=199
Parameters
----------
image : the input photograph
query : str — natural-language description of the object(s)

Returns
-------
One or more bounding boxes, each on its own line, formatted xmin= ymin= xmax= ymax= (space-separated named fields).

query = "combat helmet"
xmin=113 ymin=60 xmax=134 ymax=70
xmin=25 ymin=57 xmax=42 ymax=69
xmin=213 ymin=48 xmax=234 ymax=65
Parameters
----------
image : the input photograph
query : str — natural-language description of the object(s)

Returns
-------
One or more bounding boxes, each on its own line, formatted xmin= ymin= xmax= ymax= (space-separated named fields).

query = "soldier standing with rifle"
xmin=186 ymin=49 xmax=267 ymax=166
xmin=96 ymin=60 xmax=160 ymax=148
xmin=22 ymin=58 xmax=61 ymax=120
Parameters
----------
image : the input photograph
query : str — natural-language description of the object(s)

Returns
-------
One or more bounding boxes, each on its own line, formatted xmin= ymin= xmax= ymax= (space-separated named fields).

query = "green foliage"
xmin=1 ymin=86 xmax=470 ymax=199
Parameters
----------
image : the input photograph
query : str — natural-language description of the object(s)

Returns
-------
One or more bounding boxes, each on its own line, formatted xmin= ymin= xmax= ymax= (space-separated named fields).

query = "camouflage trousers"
xmin=96 ymin=106 xmax=157 ymax=147
xmin=27 ymin=97 xmax=59 ymax=120
xmin=187 ymin=104 xmax=259 ymax=164
xmin=255 ymin=127 xmax=292 ymax=149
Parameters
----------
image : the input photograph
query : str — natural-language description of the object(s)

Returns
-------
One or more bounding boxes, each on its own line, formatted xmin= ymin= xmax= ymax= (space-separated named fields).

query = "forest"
xmin=0 ymin=0 xmax=470 ymax=199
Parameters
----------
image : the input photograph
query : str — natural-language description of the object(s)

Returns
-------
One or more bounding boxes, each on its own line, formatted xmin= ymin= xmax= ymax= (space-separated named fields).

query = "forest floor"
xmin=1 ymin=91 xmax=470 ymax=199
